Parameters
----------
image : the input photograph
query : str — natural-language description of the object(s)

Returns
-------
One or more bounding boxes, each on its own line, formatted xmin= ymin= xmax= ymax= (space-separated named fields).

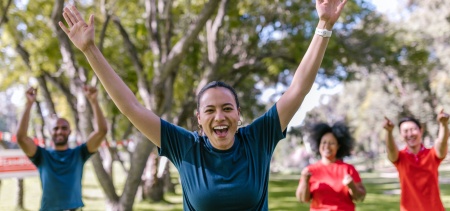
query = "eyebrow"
xmin=53 ymin=126 xmax=69 ymax=129
xmin=202 ymin=103 xmax=235 ymax=109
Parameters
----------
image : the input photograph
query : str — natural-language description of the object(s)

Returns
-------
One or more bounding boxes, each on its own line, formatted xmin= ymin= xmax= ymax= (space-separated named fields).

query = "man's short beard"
xmin=53 ymin=138 xmax=68 ymax=146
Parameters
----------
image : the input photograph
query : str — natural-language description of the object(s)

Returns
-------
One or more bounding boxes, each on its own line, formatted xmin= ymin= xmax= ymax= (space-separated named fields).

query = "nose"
xmin=54 ymin=127 xmax=63 ymax=134
xmin=215 ymin=111 xmax=225 ymax=121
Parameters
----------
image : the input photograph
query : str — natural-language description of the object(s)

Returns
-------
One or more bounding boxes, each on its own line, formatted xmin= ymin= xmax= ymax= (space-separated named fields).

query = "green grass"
xmin=2 ymin=163 xmax=450 ymax=211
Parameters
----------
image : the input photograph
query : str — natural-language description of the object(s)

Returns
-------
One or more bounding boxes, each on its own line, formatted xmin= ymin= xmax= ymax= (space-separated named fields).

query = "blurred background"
xmin=1 ymin=0 xmax=450 ymax=210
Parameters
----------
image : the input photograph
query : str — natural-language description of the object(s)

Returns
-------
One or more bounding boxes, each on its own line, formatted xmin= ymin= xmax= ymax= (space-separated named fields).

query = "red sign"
xmin=0 ymin=150 xmax=38 ymax=178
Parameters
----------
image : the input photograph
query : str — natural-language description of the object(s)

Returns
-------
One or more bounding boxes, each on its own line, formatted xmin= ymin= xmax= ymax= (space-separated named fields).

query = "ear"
xmin=196 ymin=111 xmax=201 ymax=124
xmin=238 ymin=107 xmax=241 ymax=116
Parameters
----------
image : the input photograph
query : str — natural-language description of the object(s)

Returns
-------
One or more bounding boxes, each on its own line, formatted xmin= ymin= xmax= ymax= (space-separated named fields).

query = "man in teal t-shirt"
xmin=16 ymin=86 xmax=107 ymax=211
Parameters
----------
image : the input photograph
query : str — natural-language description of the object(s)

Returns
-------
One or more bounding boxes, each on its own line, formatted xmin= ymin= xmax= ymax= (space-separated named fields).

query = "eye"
xmin=205 ymin=109 xmax=214 ymax=113
xmin=224 ymin=107 xmax=233 ymax=111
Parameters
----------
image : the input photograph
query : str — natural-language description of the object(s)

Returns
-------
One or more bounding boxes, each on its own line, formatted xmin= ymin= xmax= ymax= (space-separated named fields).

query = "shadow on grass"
xmin=97 ymin=165 xmax=450 ymax=211
xmin=132 ymin=174 xmax=406 ymax=211
xmin=268 ymin=173 xmax=404 ymax=211
xmin=83 ymin=195 xmax=104 ymax=201
xmin=133 ymin=192 xmax=183 ymax=211
xmin=268 ymin=177 xmax=309 ymax=210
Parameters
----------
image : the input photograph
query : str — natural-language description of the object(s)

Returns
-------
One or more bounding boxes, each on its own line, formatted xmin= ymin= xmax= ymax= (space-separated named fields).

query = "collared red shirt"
xmin=393 ymin=146 xmax=444 ymax=211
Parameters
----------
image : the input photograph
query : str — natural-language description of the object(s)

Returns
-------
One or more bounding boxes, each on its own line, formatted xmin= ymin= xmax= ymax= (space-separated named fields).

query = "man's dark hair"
xmin=398 ymin=117 xmax=422 ymax=129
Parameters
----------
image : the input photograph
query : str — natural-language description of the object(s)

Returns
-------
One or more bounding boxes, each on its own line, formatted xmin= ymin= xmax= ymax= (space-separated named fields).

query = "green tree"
xmin=1 ymin=0 xmax=417 ymax=209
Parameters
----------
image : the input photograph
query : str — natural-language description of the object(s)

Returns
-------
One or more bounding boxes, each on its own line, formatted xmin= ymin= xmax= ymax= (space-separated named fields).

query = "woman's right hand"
xmin=301 ymin=167 xmax=312 ymax=180
xmin=59 ymin=5 xmax=96 ymax=52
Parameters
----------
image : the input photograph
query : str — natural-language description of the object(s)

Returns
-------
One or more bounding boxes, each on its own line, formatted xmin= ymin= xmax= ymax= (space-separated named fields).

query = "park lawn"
xmin=1 ymin=162 xmax=450 ymax=211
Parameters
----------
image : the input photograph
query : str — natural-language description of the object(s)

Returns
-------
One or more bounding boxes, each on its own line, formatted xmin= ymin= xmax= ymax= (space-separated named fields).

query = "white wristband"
xmin=315 ymin=28 xmax=332 ymax=38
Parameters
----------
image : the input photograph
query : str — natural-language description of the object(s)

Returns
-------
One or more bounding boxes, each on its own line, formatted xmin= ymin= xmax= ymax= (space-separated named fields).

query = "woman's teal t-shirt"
xmin=159 ymin=105 xmax=286 ymax=211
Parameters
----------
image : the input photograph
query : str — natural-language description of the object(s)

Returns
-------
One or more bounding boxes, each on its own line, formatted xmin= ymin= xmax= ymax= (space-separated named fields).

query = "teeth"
xmin=214 ymin=126 xmax=228 ymax=130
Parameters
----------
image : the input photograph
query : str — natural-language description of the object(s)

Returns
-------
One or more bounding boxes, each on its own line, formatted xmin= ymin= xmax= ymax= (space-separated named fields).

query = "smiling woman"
xmin=59 ymin=0 xmax=349 ymax=210
xmin=196 ymin=82 xmax=241 ymax=150
xmin=296 ymin=122 xmax=366 ymax=210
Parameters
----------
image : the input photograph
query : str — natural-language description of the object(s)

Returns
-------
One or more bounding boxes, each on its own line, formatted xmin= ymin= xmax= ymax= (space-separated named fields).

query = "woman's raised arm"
xmin=276 ymin=0 xmax=347 ymax=131
xmin=59 ymin=5 xmax=162 ymax=146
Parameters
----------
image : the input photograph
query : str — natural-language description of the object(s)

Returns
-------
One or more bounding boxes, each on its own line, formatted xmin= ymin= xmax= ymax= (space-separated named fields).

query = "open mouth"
xmin=406 ymin=137 xmax=416 ymax=142
xmin=213 ymin=125 xmax=229 ymax=138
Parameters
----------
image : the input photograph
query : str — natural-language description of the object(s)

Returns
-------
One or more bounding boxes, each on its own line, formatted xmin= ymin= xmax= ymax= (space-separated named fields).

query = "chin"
xmin=407 ymin=141 xmax=421 ymax=147
xmin=54 ymin=141 xmax=68 ymax=146
xmin=320 ymin=154 xmax=332 ymax=158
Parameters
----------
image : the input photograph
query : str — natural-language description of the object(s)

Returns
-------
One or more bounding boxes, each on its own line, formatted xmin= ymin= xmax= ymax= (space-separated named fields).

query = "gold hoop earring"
xmin=238 ymin=120 xmax=242 ymax=126
xmin=198 ymin=124 xmax=203 ymax=136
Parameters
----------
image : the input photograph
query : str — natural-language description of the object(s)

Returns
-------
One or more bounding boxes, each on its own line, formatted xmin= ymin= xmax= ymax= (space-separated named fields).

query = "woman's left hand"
xmin=342 ymin=174 xmax=353 ymax=186
xmin=316 ymin=0 xmax=348 ymax=29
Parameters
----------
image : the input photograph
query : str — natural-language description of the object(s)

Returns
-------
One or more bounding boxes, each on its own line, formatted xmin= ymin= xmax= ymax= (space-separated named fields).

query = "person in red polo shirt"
xmin=383 ymin=110 xmax=449 ymax=211
xmin=296 ymin=122 xmax=366 ymax=211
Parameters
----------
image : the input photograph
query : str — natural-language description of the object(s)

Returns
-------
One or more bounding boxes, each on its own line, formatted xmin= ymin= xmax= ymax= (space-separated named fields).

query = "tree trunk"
xmin=119 ymin=133 xmax=155 ymax=210
xmin=104 ymin=200 xmax=124 ymax=211
xmin=142 ymin=151 xmax=164 ymax=202
xmin=15 ymin=179 xmax=24 ymax=210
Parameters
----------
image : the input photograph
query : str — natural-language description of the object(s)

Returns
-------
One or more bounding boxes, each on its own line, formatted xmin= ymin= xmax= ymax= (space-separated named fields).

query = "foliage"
xmin=287 ymin=1 xmax=450 ymax=159
xmin=2 ymin=0 xmax=437 ymax=208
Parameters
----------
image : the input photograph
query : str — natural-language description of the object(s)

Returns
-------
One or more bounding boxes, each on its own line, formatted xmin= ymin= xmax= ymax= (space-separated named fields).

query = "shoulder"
xmin=37 ymin=146 xmax=51 ymax=154
xmin=77 ymin=143 xmax=92 ymax=153
xmin=29 ymin=146 xmax=45 ymax=159
xmin=427 ymin=147 xmax=443 ymax=160
xmin=342 ymin=161 xmax=359 ymax=172
xmin=331 ymin=160 xmax=355 ymax=170
xmin=161 ymin=118 xmax=195 ymax=136
xmin=250 ymin=104 xmax=280 ymax=124
xmin=307 ymin=162 xmax=322 ymax=171
xmin=78 ymin=142 xmax=88 ymax=149
xmin=339 ymin=160 xmax=355 ymax=167
xmin=397 ymin=148 xmax=409 ymax=157
xmin=428 ymin=146 xmax=437 ymax=153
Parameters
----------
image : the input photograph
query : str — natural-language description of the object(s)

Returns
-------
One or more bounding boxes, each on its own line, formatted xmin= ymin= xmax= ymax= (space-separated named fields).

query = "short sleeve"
xmin=29 ymin=146 xmax=43 ymax=166
xmin=348 ymin=164 xmax=362 ymax=183
xmin=158 ymin=118 xmax=197 ymax=166
xmin=79 ymin=143 xmax=93 ymax=162
xmin=240 ymin=104 xmax=287 ymax=153
xmin=393 ymin=150 xmax=406 ymax=166
xmin=430 ymin=147 xmax=444 ymax=163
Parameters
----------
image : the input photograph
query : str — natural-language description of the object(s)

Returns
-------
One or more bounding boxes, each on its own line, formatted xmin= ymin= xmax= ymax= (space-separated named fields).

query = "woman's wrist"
xmin=317 ymin=20 xmax=334 ymax=30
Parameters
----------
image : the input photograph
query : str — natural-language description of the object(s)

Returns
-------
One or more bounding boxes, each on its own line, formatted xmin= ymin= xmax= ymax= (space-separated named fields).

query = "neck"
xmin=407 ymin=144 xmax=422 ymax=155
xmin=321 ymin=157 xmax=336 ymax=165
xmin=54 ymin=145 xmax=69 ymax=151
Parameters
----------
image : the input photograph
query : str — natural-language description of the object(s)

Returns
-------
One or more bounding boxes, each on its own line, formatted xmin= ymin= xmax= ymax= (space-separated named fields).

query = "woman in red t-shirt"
xmin=296 ymin=122 xmax=366 ymax=211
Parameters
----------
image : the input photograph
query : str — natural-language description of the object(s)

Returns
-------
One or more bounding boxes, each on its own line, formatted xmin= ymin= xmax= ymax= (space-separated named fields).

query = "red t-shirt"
xmin=301 ymin=160 xmax=362 ymax=211
xmin=394 ymin=146 xmax=445 ymax=211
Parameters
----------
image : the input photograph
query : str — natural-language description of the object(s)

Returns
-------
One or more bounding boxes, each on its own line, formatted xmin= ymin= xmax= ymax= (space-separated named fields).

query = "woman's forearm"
xmin=296 ymin=177 xmax=311 ymax=203
xmin=348 ymin=182 xmax=366 ymax=202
